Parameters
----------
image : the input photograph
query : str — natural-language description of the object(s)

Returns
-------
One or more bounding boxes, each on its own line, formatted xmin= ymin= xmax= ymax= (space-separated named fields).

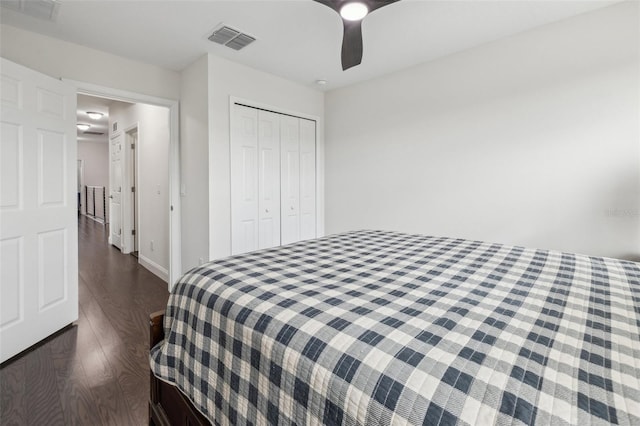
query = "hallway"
xmin=0 ymin=216 xmax=170 ymax=425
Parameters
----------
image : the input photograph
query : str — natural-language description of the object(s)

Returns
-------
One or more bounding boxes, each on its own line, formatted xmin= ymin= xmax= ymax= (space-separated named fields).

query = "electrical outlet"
xmin=198 ymin=257 xmax=204 ymax=265
xmin=150 ymin=240 xmax=154 ymax=251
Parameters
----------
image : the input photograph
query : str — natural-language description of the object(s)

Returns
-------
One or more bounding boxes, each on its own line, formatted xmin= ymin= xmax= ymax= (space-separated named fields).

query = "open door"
xmin=109 ymin=132 xmax=123 ymax=249
xmin=0 ymin=58 xmax=78 ymax=363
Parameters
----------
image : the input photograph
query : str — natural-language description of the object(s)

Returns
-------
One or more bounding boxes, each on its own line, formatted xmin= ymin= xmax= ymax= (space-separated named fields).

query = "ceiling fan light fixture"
xmin=77 ymin=124 xmax=90 ymax=132
xmin=340 ymin=2 xmax=368 ymax=21
xmin=86 ymin=111 xmax=103 ymax=120
xmin=313 ymin=0 xmax=400 ymax=70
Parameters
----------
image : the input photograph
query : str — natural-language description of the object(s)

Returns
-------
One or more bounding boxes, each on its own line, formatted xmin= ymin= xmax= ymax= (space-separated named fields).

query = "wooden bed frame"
xmin=149 ymin=311 xmax=210 ymax=426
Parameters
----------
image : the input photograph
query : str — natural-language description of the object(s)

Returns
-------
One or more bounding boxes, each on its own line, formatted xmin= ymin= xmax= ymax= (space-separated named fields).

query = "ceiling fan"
xmin=313 ymin=0 xmax=401 ymax=71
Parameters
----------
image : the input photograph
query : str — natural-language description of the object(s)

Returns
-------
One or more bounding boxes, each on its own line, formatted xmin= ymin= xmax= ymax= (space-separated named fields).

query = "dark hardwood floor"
xmin=1 ymin=216 xmax=170 ymax=425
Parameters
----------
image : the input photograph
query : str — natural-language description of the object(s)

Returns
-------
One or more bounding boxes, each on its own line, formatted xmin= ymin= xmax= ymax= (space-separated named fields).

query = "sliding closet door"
xmin=299 ymin=119 xmax=316 ymax=240
xmin=230 ymin=105 xmax=258 ymax=255
xmin=280 ymin=115 xmax=301 ymax=245
xmin=257 ymin=110 xmax=281 ymax=249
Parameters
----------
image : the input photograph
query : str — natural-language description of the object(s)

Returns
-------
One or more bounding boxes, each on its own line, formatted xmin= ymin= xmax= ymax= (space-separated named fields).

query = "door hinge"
xmin=170 ymin=205 xmax=173 ymax=211
xmin=131 ymin=186 xmax=135 ymax=193
xmin=131 ymin=143 xmax=135 ymax=149
xmin=132 ymin=229 xmax=136 ymax=236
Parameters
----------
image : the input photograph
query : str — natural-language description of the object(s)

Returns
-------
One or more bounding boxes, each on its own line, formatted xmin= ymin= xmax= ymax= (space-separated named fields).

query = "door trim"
xmin=77 ymin=159 xmax=84 ymax=214
xmin=227 ymin=96 xmax=325 ymax=252
xmin=65 ymin=80 xmax=181 ymax=291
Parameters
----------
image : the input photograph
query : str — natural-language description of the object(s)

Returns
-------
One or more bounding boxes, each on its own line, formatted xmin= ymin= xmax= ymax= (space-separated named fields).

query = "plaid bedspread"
xmin=150 ymin=230 xmax=640 ymax=425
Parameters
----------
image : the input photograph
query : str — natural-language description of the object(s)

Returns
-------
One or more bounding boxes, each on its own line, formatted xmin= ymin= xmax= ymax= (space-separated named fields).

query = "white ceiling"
xmin=1 ymin=0 xmax=622 ymax=91
xmin=77 ymin=94 xmax=131 ymax=143
xmin=77 ymin=94 xmax=111 ymax=143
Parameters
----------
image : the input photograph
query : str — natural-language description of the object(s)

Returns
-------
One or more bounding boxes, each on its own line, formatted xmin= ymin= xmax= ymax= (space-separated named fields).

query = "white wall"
xmin=77 ymin=141 xmax=109 ymax=218
xmin=0 ymin=25 xmax=180 ymax=100
xmin=325 ymin=2 xmax=640 ymax=260
xmin=110 ymin=103 xmax=170 ymax=280
xmin=179 ymin=55 xmax=210 ymax=272
xmin=207 ymin=54 xmax=325 ymax=260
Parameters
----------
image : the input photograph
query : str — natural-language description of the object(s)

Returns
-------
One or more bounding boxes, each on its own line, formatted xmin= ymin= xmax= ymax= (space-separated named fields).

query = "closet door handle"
xmin=290 ymin=206 xmax=294 ymax=211
xmin=265 ymin=209 xmax=269 ymax=213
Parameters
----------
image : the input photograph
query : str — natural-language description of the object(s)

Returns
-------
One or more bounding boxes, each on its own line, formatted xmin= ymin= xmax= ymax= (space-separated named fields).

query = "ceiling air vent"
xmin=208 ymin=26 xmax=256 ymax=51
xmin=226 ymin=34 xmax=256 ymax=51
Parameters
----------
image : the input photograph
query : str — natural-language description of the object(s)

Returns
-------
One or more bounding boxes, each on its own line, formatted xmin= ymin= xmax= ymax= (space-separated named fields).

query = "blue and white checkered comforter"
xmin=150 ymin=230 xmax=640 ymax=425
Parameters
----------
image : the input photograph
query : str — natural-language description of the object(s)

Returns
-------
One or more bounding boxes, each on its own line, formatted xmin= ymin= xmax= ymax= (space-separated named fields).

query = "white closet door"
xmin=258 ymin=110 xmax=281 ymax=249
xmin=280 ymin=115 xmax=300 ymax=245
xmin=230 ymin=105 xmax=258 ymax=255
xmin=299 ymin=119 xmax=316 ymax=241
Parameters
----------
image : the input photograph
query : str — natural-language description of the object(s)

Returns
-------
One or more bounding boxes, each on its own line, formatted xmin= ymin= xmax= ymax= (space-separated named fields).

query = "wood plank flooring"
xmin=1 ymin=216 xmax=170 ymax=425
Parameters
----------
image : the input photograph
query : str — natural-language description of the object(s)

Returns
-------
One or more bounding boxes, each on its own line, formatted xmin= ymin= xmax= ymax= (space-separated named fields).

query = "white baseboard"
xmin=139 ymin=254 xmax=169 ymax=283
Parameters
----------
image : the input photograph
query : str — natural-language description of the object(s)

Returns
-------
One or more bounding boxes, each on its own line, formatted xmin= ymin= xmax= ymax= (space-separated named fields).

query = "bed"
xmin=149 ymin=230 xmax=640 ymax=425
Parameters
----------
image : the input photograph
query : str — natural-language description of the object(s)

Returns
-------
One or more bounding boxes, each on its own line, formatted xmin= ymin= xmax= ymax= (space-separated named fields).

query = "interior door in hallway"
xmin=0 ymin=58 xmax=79 ymax=363
xmin=109 ymin=132 xmax=123 ymax=249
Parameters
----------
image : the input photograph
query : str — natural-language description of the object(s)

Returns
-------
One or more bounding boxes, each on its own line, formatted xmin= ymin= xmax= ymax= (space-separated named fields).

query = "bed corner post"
xmin=150 ymin=310 xmax=166 ymax=426
xmin=150 ymin=310 xmax=165 ymax=348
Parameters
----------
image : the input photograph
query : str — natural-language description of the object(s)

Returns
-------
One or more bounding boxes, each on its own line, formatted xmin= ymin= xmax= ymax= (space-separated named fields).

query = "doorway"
xmin=72 ymin=80 xmax=182 ymax=290
xmin=90 ymin=96 xmax=169 ymax=281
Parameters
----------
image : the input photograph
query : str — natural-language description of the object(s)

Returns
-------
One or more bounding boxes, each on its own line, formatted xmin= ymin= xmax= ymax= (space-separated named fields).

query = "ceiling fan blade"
xmin=341 ymin=20 xmax=363 ymax=70
xmin=312 ymin=0 xmax=340 ymax=13
xmin=367 ymin=0 xmax=401 ymax=14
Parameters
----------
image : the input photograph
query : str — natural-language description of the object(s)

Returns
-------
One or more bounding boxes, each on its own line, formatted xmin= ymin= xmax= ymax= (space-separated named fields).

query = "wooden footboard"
xmin=149 ymin=311 xmax=210 ymax=426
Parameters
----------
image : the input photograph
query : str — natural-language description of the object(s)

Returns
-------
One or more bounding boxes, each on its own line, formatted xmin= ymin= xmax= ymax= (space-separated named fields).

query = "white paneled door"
xmin=299 ymin=119 xmax=316 ymax=240
xmin=109 ymin=133 xmax=123 ymax=249
xmin=280 ymin=115 xmax=301 ymax=245
xmin=257 ymin=110 xmax=281 ymax=249
xmin=0 ymin=58 xmax=78 ymax=363
xmin=231 ymin=105 xmax=259 ymax=255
